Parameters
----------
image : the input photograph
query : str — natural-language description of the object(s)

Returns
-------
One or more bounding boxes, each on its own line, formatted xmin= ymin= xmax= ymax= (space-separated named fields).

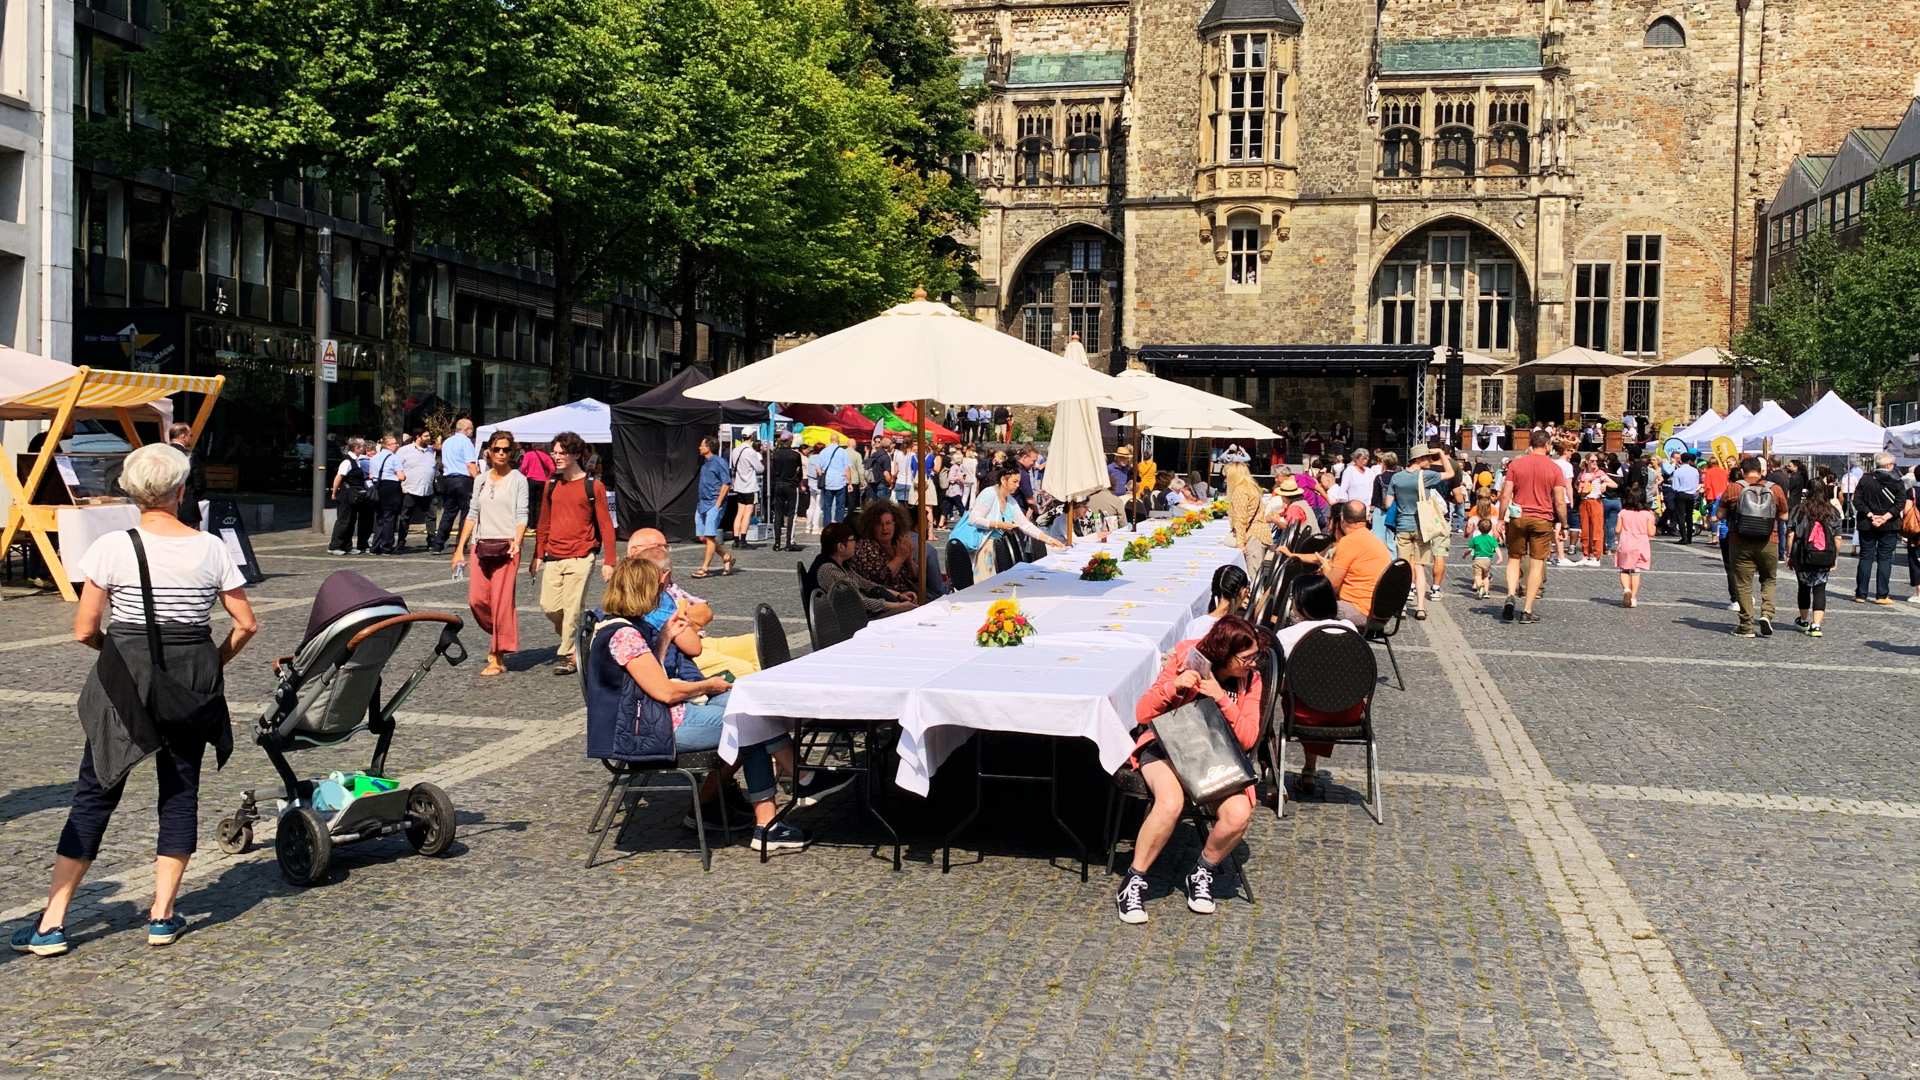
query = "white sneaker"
xmin=1907 ymin=594 xmax=1920 ymax=605
xmin=1727 ymin=601 xmax=1742 ymax=612
xmin=1585 ymin=557 xmax=1603 ymax=567
xmin=1184 ymin=864 xmax=1218 ymax=915
xmin=1555 ymin=557 xmax=1577 ymax=568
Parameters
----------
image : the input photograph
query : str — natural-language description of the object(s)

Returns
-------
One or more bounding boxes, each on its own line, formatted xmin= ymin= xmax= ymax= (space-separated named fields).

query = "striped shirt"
xmin=78 ymin=529 xmax=246 ymax=626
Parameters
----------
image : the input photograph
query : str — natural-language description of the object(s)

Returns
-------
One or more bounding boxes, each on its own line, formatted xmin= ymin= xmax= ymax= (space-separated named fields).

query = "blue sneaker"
xmin=10 ymin=922 xmax=69 ymax=956
xmin=146 ymin=914 xmax=186 ymax=947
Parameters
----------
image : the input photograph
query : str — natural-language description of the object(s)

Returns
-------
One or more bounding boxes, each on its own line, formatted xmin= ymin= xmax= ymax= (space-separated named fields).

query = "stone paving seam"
xmin=0 ymin=688 xmax=535 ymax=731
xmin=1397 ymin=643 xmax=1920 ymax=678
xmin=1420 ymin=601 xmax=1751 ymax=1080
xmin=1311 ymin=766 xmax=1920 ymax=820
xmin=0 ymin=709 xmax=585 ymax=926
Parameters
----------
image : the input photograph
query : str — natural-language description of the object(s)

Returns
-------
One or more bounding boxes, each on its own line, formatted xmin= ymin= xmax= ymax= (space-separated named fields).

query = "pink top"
xmin=1131 ymin=640 xmax=1264 ymax=802
xmin=609 ymin=625 xmax=686 ymax=727
xmin=1614 ymin=509 xmax=1655 ymax=571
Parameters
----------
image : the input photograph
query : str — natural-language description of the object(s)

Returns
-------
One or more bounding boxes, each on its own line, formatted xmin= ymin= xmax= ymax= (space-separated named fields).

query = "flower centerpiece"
xmin=1079 ymin=551 xmax=1122 ymax=581
xmin=1122 ymin=537 xmax=1153 ymax=562
xmin=1209 ymin=498 xmax=1229 ymax=519
xmin=1181 ymin=510 xmax=1207 ymax=531
xmin=976 ymin=598 xmax=1036 ymax=647
xmin=1149 ymin=527 xmax=1175 ymax=549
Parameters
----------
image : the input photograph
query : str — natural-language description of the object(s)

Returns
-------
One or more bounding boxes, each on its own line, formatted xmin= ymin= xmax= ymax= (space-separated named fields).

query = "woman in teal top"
xmin=950 ymin=465 xmax=1063 ymax=580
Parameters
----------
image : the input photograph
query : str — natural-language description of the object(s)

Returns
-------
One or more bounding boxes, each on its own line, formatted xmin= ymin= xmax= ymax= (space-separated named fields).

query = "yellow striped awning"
xmin=3 ymin=367 xmax=224 ymax=411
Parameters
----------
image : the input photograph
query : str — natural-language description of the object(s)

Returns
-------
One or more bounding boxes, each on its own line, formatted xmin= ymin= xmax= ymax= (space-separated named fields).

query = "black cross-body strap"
xmin=125 ymin=529 xmax=166 ymax=671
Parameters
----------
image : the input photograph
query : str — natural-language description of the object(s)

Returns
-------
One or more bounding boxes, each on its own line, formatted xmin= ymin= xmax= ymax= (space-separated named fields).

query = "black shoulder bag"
xmin=125 ymin=529 xmax=230 ymax=738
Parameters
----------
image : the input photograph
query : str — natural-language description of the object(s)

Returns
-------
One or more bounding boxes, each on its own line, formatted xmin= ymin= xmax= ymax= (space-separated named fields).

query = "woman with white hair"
xmin=12 ymin=443 xmax=256 ymax=957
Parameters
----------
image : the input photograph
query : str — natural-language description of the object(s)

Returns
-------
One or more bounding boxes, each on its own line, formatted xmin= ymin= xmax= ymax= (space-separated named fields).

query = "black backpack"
xmin=1791 ymin=516 xmax=1837 ymax=570
xmin=1733 ymin=482 xmax=1777 ymax=540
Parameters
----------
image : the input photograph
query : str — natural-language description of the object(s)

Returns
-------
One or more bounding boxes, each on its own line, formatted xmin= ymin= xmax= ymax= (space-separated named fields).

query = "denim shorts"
xmin=695 ymin=502 xmax=723 ymax=538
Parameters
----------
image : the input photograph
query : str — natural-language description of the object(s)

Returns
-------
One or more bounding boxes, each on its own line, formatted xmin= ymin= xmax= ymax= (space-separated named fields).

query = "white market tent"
xmin=1671 ymin=408 xmax=1723 ymax=443
xmin=1689 ymin=404 xmax=1756 ymax=444
xmin=1887 ymin=420 xmax=1920 ymax=465
xmin=1746 ymin=391 xmax=1884 ymax=455
xmin=477 ymin=397 xmax=611 ymax=445
xmin=1719 ymin=401 xmax=1795 ymax=450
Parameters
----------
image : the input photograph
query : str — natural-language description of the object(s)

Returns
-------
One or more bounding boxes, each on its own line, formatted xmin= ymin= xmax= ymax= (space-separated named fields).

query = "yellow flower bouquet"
xmin=1149 ymin=527 xmax=1175 ymax=549
xmin=1209 ymin=498 xmax=1229 ymax=519
xmin=1122 ymin=537 xmax=1153 ymax=562
xmin=976 ymin=598 xmax=1036 ymax=647
xmin=1079 ymin=552 xmax=1122 ymax=581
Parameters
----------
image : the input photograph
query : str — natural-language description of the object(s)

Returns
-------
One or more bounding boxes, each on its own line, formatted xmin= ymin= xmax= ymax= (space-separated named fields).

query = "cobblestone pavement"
xmin=0 ymin=526 xmax=1914 ymax=1079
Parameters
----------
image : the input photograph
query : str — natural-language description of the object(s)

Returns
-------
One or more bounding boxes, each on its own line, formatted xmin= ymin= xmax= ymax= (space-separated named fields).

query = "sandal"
xmin=690 ymin=569 xmax=712 ymax=579
xmin=721 ymin=558 xmax=737 ymax=576
xmin=479 ymin=662 xmax=507 ymax=677
xmin=1412 ymin=609 xmax=1428 ymax=620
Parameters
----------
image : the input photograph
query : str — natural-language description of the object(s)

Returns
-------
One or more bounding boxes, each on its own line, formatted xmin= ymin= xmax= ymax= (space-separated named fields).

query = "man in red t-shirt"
xmin=1496 ymin=430 xmax=1570 ymax=624
xmin=532 ymin=431 xmax=617 ymax=676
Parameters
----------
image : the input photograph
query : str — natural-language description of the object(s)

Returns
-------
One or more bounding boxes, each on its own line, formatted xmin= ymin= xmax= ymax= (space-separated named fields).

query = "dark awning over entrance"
xmin=1135 ymin=344 xmax=1433 ymax=378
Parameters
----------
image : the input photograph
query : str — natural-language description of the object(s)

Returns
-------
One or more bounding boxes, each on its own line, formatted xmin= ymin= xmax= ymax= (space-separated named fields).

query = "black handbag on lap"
xmin=1150 ymin=698 xmax=1255 ymax=804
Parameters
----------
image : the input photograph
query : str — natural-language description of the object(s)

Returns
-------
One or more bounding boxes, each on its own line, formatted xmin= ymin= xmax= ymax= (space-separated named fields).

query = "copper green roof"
xmin=957 ymin=57 xmax=987 ymax=87
xmin=1008 ymin=50 xmax=1127 ymax=87
xmin=1379 ymin=36 xmax=1542 ymax=74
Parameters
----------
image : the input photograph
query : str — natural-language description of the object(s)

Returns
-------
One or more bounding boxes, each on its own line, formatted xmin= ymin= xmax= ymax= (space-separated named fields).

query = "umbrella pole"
xmin=1131 ymin=411 xmax=1140 ymax=534
xmin=916 ymin=400 xmax=929 ymax=598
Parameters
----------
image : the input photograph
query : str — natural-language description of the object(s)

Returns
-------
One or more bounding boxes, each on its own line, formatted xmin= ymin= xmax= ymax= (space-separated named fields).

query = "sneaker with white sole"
xmin=749 ymin=821 xmax=808 ymax=853
xmin=147 ymin=914 xmax=186 ymax=947
xmin=1907 ymin=595 xmax=1920 ymax=605
xmin=9 ymin=922 xmax=68 ymax=956
xmin=1758 ymin=617 xmax=1773 ymax=637
xmin=791 ymin=770 xmax=856 ymax=808
xmin=1184 ymin=863 xmax=1218 ymax=914
xmin=1115 ymin=872 xmax=1149 ymax=925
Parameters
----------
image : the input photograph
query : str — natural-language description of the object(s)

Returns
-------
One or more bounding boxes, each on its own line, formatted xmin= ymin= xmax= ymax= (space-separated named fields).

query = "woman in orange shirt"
xmin=1114 ymin=616 xmax=1265 ymax=925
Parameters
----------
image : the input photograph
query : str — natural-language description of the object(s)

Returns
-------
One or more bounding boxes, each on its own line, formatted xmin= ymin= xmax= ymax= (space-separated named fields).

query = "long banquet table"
xmin=719 ymin=517 xmax=1242 ymax=801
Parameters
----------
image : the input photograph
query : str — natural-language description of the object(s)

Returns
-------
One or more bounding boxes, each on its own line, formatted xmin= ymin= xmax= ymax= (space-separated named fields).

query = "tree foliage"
xmin=1736 ymin=173 xmax=1920 ymax=415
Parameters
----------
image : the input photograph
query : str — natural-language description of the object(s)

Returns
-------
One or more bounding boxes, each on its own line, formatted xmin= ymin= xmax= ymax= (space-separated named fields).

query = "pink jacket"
xmin=1130 ymin=641 xmax=1263 ymax=798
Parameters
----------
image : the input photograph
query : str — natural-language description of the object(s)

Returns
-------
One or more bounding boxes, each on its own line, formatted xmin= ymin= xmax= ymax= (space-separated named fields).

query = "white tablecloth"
xmin=718 ymin=518 xmax=1242 ymax=795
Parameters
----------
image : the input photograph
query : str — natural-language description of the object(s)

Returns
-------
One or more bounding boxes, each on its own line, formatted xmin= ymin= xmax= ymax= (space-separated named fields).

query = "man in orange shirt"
xmin=1284 ymin=500 xmax=1390 ymax=624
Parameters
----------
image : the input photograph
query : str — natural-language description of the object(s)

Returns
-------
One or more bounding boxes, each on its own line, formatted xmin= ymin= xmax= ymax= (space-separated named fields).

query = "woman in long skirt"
xmin=452 ymin=431 xmax=529 ymax=676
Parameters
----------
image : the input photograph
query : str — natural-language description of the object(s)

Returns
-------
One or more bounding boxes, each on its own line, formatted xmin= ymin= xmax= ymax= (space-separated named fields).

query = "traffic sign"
xmin=319 ymin=338 xmax=339 ymax=383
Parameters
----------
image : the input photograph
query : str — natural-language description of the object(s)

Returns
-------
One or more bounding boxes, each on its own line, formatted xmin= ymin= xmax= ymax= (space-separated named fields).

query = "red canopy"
xmin=891 ymin=401 xmax=962 ymax=444
xmin=784 ymin=403 xmax=869 ymax=439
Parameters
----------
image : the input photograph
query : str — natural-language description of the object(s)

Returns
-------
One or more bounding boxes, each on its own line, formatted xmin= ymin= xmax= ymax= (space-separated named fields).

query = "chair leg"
xmin=585 ymin=771 xmax=636 ymax=869
xmin=1102 ymin=786 xmax=1123 ymax=876
xmin=586 ymin=770 xmax=621 ymax=836
xmin=1234 ymin=846 xmax=1255 ymax=904
xmin=1384 ymin=636 xmax=1405 ymax=691
xmin=684 ymin=770 xmax=713 ymax=871
xmin=1271 ymin=731 xmax=1288 ymax=820
xmin=1364 ymin=741 xmax=1385 ymax=825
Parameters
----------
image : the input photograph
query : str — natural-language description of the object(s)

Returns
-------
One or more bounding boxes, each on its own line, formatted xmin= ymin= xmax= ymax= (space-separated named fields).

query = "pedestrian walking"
xmin=1668 ymin=452 xmax=1701 ymax=544
xmin=1850 ymin=452 xmax=1904 ymax=604
xmin=394 ymin=429 xmax=437 ymax=553
xmin=433 ymin=418 xmax=479 ymax=554
xmin=530 ymin=432 xmax=615 ymax=678
xmin=1903 ymin=465 xmax=1920 ymax=604
xmin=367 ymin=433 xmax=404 ymax=554
xmin=813 ymin=438 xmax=854 ymax=526
xmin=1788 ymin=480 xmax=1840 ymax=637
xmin=691 ymin=437 xmax=736 ymax=578
xmin=1721 ymin=457 xmax=1787 ymax=637
xmin=12 ymin=444 xmax=257 ymax=956
xmin=727 ymin=434 xmax=764 ymax=548
xmin=767 ymin=433 xmax=803 ymax=551
xmin=1613 ymin=486 xmax=1655 ymax=607
xmin=1467 ymin=516 xmax=1500 ymax=598
xmin=1496 ymin=430 xmax=1570 ymax=625
xmin=451 ymin=432 xmax=529 ymax=677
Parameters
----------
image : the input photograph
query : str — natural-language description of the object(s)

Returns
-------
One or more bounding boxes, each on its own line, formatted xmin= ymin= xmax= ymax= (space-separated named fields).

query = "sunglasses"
xmin=488 ymin=445 xmax=512 ymax=454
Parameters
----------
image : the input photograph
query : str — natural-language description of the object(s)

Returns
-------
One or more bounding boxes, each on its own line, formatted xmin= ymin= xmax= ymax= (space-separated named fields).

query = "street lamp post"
xmin=313 ymin=227 xmax=332 ymax=535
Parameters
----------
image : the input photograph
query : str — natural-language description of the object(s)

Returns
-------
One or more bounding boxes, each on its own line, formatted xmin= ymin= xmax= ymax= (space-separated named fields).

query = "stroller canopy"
xmin=304 ymin=571 xmax=407 ymax=648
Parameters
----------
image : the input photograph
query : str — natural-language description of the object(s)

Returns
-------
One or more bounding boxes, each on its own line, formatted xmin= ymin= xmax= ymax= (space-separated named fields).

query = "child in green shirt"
xmin=1467 ymin=517 xmax=1502 ymax=598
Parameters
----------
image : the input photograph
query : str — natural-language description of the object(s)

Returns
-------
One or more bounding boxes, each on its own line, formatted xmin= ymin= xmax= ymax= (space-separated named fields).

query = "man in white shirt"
xmin=1551 ymin=443 xmax=1578 ymax=565
xmin=393 ymin=429 xmax=438 ymax=553
xmin=432 ymin=418 xmax=480 ymax=554
xmin=727 ymin=435 xmax=764 ymax=549
xmin=367 ymin=434 xmax=405 ymax=554
xmin=890 ymin=443 xmax=911 ymax=503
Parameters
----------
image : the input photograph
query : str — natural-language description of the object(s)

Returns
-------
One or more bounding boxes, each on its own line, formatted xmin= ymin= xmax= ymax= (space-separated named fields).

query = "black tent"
xmin=611 ymin=367 xmax=766 ymax=542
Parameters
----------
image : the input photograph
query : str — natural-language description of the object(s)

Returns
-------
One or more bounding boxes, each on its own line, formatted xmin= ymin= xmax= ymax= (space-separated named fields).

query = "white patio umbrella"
xmin=1041 ymin=337 xmax=1109 ymax=516
xmin=1121 ymin=412 xmax=1282 ymax=441
xmin=1500 ymin=345 xmax=1647 ymax=378
xmin=1433 ymin=345 xmax=1511 ymax=372
xmin=685 ymin=289 xmax=1145 ymax=586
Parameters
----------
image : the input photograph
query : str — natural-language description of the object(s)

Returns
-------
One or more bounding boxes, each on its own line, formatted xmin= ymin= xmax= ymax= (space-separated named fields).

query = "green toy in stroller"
xmin=217 ymin=571 xmax=468 ymax=885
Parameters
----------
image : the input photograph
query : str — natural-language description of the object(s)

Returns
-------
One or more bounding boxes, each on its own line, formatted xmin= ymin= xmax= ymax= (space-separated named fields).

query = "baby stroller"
xmin=217 ymin=571 xmax=469 ymax=885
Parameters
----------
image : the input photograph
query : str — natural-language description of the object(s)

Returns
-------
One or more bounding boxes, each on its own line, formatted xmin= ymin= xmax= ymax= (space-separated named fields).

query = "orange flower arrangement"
xmin=977 ymin=598 xmax=1036 ymax=647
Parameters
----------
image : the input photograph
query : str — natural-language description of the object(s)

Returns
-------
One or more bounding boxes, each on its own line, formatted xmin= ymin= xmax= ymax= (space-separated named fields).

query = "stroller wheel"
xmin=276 ymin=808 xmax=332 ymax=886
xmin=216 ymin=816 xmax=252 ymax=855
xmin=404 ymin=782 xmax=457 ymax=856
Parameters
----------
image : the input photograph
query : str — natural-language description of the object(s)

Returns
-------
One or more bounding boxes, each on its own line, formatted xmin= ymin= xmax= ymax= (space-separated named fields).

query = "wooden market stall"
xmin=0 ymin=349 xmax=224 ymax=600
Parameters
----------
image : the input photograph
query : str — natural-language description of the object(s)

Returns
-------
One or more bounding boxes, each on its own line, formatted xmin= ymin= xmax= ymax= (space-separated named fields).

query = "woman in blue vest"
xmin=586 ymin=559 xmax=806 ymax=853
xmin=950 ymin=464 xmax=1065 ymax=581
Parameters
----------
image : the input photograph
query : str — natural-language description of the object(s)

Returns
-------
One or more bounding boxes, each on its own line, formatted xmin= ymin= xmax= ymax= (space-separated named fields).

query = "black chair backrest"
xmin=991 ymin=533 xmax=1017 ymax=573
xmin=1284 ymin=625 xmax=1376 ymax=715
xmin=1370 ymin=559 xmax=1413 ymax=627
xmin=754 ymin=603 xmax=792 ymax=668
xmin=807 ymin=588 xmax=831 ymax=650
xmin=1295 ymin=531 xmax=1335 ymax=556
xmin=1255 ymin=641 xmax=1284 ymax=744
xmin=575 ymin=608 xmax=600 ymax=703
xmin=946 ymin=538 xmax=974 ymax=590
xmin=796 ymin=561 xmax=815 ymax=632
xmin=828 ymin=580 xmax=869 ymax=639
xmin=1262 ymin=558 xmax=1303 ymax=627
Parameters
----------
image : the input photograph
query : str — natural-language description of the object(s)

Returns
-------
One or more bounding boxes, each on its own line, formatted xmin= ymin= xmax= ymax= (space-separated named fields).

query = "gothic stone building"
xmin=944 ymin=0 xmax=1920 ymax=443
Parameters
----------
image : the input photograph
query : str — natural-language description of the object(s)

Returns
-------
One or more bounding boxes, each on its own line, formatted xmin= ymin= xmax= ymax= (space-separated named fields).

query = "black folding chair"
xmin=946 ymin=538 xmax=974 ymax=591
xmin=1277 ymin=625 xmax=1383 ymax=823
xmin=578 ymin=610 xmax=733 ymax=871
xmin=754 ymin=603 xmax=792 ymax=669
xmin=991 ymin=533 xmax=1017 ymax=573
xmin=1100 ymin=699 xmax=1254 ymax=902
xmin=795 ymin=561 xmax=815 ymax=639
xmin=1365 ymin=559 xmax=1413 ymax=690
xmin=828 ymin=580 xmax=870 ymax=639
xmin=810 ymin=588 xmax=845 ymax=650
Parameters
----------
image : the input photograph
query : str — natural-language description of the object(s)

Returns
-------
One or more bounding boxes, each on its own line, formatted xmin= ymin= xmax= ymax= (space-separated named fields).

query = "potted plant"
xmin=1603 ymin=420 xmax=1624 ymax=452
xmin=1507 ymin=412 xmax=1531 ymax=449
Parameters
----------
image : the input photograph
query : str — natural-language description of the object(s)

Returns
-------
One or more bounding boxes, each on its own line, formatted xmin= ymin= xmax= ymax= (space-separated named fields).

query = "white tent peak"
xmin=1747 ymin=391 xmax=1884 ymax=455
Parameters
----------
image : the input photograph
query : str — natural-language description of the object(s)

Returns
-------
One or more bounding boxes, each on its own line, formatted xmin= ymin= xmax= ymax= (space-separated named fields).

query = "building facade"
xmin=948 ymin=0 xmax=1920 ymax=443
xmin=1756 ymin=97 xmax=1920 ymax=424
xmin=68 ymin=1 xmax=753 ymax=493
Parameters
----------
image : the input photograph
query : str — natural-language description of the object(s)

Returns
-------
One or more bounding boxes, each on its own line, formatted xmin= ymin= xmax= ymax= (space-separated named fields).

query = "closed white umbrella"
xmin=1041 ymin=337 xmax=1109 ymax=505
xmin=1129 ymin=414 xmax=1282 ymax=441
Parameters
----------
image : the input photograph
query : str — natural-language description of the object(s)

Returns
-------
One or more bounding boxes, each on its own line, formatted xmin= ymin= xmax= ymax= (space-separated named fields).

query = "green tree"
xmin=1733 ymin=224 xmax=1839 ymax=401
xmin=134 ymin=0 xmax=509 ymax=430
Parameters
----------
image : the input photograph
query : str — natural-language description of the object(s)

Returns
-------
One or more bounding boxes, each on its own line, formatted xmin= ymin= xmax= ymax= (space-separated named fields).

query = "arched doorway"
xmin=1369 ymin=217 xmax=1533 ymax=424
xmin=1001 ymin=225 xmax=1120 ymax=371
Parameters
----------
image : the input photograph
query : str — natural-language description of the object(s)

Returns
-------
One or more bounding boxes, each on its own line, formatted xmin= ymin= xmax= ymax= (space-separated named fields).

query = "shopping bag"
xmin=1150 ymin=699 xmax=1255 ymax=804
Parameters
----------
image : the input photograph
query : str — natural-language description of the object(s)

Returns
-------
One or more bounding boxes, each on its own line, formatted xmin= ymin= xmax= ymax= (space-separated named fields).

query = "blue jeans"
xmin=819 ymin=487 xmax=847 ymax=524
xmin=894 ymin=484 xmax=911 ymax=504
xmin=1855 ymin=528 xmax=1899 ymax=599
xmin=1602 ymin=497 xmax=1622 ymax=550
xmin=674 ymin=693 xmax=788 ymax=803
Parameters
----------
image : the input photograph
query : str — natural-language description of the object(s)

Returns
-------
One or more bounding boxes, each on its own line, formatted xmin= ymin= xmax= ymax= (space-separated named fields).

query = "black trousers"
xmin=399 ymin=491 xmax=434 ymax=550
xmin=770 ymin=484 xmax=798 ymax=547
xmin=1720 ymin=533 xmax=1737 ymax=602
xmin=1671 ymin=492 xmax=1696 ymax=543
xmin=433 ymin=475 xmax=472 ymax=552
xmin=372 ymin=480 xmax=404 ymax=553
xmin=1797 ymin=579 xmax=1828 ymax=613
xmin=329 ymin=494 xmax=364 ymax=551
xmin=58 ymin=735 xmax=207 ymax=860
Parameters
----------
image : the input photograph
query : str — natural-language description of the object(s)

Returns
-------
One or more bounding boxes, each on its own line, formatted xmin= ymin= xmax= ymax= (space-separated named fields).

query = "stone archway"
xmin=999 ymin=224 xmax=1122 ymax=371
